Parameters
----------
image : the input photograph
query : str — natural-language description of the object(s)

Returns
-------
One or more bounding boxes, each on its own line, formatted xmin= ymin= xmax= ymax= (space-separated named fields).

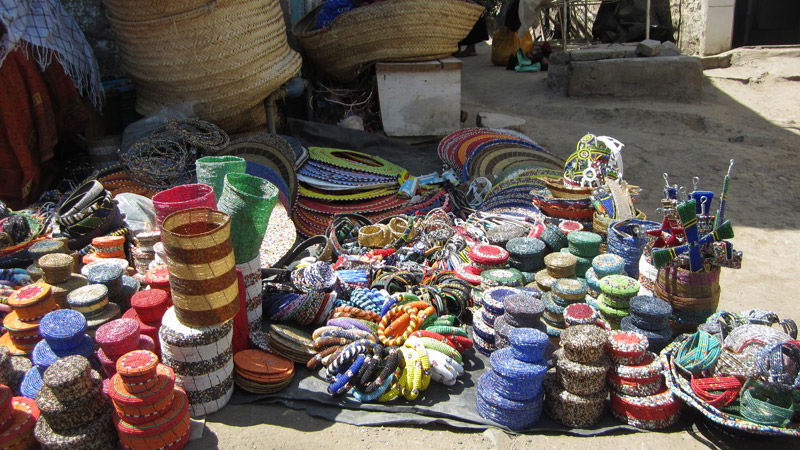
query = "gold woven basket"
xmin=104 ymin=0 xmax=301 ymax=131
xmin=293 ymin=0 xmax=484 ymax=82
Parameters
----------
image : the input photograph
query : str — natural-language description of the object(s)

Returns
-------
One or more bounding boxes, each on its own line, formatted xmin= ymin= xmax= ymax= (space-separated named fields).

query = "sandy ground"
xmin=189 ymin=44 xmax=800 ymax=449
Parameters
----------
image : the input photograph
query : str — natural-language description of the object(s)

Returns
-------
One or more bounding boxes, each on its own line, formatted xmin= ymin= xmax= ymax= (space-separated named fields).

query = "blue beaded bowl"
xmin=39 ymin=309 xmax=87 ymax=350
xmin=508 ymin=327 xmax=549 ymax=363
xmin=20 ymin=367 xmax=44 ymax=399
xmin=477 ymin=373 xmax=544 ymax=430
xmin=490 ymin=348 xmax=546 ymax=382
xmin=31 ymin=334 xmax=95 ymax=370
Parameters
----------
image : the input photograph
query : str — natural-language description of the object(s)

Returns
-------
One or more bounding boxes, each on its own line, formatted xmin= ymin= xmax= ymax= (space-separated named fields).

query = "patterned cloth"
xmin=1 ymin=0 xmax=102 ymax=108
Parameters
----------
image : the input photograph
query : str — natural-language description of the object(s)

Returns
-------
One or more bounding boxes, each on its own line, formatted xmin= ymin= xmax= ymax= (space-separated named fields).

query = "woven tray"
xmin=662 ymin=336 xmax=800 ymax=437
xmin=294 ymin=0 xmax=484 ymax=82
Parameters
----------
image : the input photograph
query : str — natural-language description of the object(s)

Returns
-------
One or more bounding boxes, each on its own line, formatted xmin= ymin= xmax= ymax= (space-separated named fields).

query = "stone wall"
xmin=671 ymin=0 xmax=705 ymax=55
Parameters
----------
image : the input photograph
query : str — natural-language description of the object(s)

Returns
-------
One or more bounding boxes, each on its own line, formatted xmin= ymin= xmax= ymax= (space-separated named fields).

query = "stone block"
xmin=476 ymin=112 xmax=526 ymax=131
xmin=567 ymin=56 xmax=703 ymax=102
xmin=569 ymin=44 xmax=637 ymax=61
xmin=636 ymin=40 xmax=662 ymax=57
xmin=660 ymin=41 xmax=681 ymax=57
xmin=546 ymin=62 xmax=569 ymax=94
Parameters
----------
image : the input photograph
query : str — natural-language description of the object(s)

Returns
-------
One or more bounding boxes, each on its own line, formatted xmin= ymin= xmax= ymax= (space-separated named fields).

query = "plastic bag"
xmin=115 ymin=193 xmax=156 ymax=233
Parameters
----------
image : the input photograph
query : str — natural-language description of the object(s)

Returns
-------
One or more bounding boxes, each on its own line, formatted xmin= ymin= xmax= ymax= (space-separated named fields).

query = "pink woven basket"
xmin=152 ymin=184 xmax=216 ymax=227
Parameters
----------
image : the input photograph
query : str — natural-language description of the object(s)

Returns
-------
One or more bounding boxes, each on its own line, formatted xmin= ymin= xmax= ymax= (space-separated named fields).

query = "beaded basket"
xmin=662 ymin=335 xmax=800 ymax=437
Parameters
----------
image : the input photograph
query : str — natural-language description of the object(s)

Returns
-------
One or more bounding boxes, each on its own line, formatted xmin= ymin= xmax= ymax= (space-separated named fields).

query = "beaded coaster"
xmin=555 ymin=349 xmax=610 ymax=396
xmin=96 ymin=319 xmax=141 ymax=360
xmin=534 ymin=269 xmax=556 ymax=292
xmin=481 ymin=269 xmax=524 ymax=289
xmin=7 ymin=282 xmax=55 ymax=322
xmin=560 ymin=324 xmax=608 ymax=364
xmin=606 ymin=330 xmax=649 ymax=364
xmin=115 ymin=389 xmax=190 ymax=449
xmin=36 ymin=374 xmax=109 ymax=433
xmin=0 ymin=397 xmax=39 ymax=448
xmin=130 ymin=289 xmax=171 ymax=324
xmin=628 ymin=295 xmax=673 ymax=331
xmin=599 ymin=275 xmax=640 ymax=299
xmin=42 ymin=355 xmax=95 ymax=401
xmin=38 ymin=310 xmax=87 ymax=351
xmin=31 ymin=334 xmax=94 ymax=370
xmin=543 ymin=373 xmax=607 ymax=428
xmin=503 ymin=294 xmax=545 ymax=325
xmin=544 ymin=253 xmax=577 ymax=278
xmin=50 ymin=274 xmax=88 ymax=309
xmin=468 ymin=244 xmax=510 ymax=266
xmin=67 ymin=284 xmax=110 ymax=318
xmin=610 ymin=389 xmax=681 ymax=430
xmin=39 ymin=253 xmax=74 ymax=285
xmin=33 ymin=408 xmax=116 ymax=449
xmin=477 ymin=373 xmax=543 ymax=430
xmin=20 ymin=367 xmax=44 ymax=399
xmin=567 ymin=231 xmax=602 ymax=258
xmin=551 ymin=278 xmax=588 ymax=302
xmin=592 ymin=253 xmax=625 ymax=278
xmin=481 ymin=287 xmax=520 ymax=316
xmin=144 ymin=266 xmax=171 ymax=292
xmin=620 ymin=317 xmax=672 ymax=353
xmin=540 ymin=224 xmax=568 ymax=252
xmin=563 ymin=303 xmax=600 ymax=327
xmin=508 ymin=328 xmax=549 ymax=364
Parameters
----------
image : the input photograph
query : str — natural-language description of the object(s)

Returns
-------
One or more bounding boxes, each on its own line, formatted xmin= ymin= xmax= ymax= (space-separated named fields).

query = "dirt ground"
xmin=188 ymin=43 xmax=800 ymax=449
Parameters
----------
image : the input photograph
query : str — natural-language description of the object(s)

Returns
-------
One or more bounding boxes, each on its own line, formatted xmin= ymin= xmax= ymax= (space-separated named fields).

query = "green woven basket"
xmin=196 ymin=156 xmax=247 ymax=203
xmin=218 ymin=173 xmax=278 ymax=264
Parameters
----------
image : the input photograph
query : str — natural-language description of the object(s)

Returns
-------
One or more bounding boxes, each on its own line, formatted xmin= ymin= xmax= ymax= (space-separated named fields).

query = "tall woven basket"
xmin=293 ymin=0 xmax=484 ymax=82
xmin=160 ymin=207 xmax=239 ymax=327
xmin=103 ymin=0 xmax=302 ymax=131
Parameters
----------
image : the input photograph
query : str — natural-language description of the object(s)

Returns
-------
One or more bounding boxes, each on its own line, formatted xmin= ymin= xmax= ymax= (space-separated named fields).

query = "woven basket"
xmin=195 ymin=156 xmax=247 ymax=203
xmin=104 ymin=0 xmax=301 ymax=131
xmin=217 ymin=173 xmax=279 ymax=265
xmin=152 ymin=184 xmax=216 ymax=228
xmin=293 ymin=0 xmax=484 ymax=82
xmin=657 ymin=266 xmax=721 ymax=299
xmin=160 ymin=207 xmax=239 ymax=327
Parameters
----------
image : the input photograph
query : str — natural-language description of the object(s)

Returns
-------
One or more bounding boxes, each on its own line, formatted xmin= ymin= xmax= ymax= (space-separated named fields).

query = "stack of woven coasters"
xmin=545 ymin=325 xmax=610 ymax=427
xmin=95 ymin=319 xmax=155 ymax=378
xmin=621 ymin=296 xmax=673 ymax=353
xmin=234 ymin=349 xmax=295 ymax=394
xmin=144 ymin=265 xmax=171 ymax=298
xmin=564 ymin=231 xmax=603 ymax=278
xmin=486 ymin=224 xmax=528 ymax=248
xmin=468 ymin=244 xmax=510 ymax=271
xmin=33 ymin=355 xmax=117 ymax=449
xmin=26 ymin=239 xmax=69 ymax=281
xmin=159 ymin=307 xmax=234 ymax=416
xmin=539 ymin=224 xmax=568 ymax=253
xmin=494 ymin=292 xmax=546 ymax=349
xmin=473 ymin=287 xmax=515 ymax=355
xmin=26 ymin=310 xmax=96 ymax=399
xmin=537 ymin=252 xmax=577 ymax=293
xmin=38 ymin=253 xmax=86 ymax=308
xmin=110 ymin=350 xmax=191 ymax=449
xmin=0 ymin=346 xmax=33 ymax=395
xmin=84 ymin=261 xmax=139 ymax=310
xmin=67 ymin=284 xmax=122 ymax=335
xmin=1 ymin=282 xmax=56 ymax=356
xmin=476 ymin=334 xmax=547 ymax=431
xmin=266 ymin=324 xmax=316 ymax=364
xmin=505 ymin=237 xmax=546 ymax=274
xmin=122 ymin=289 xmax=172 ymax=357
xmin=0 ymin=384 xmax=39 ymax=448
xmin=606 ymin=330 xmax=680 ymax=429
xmin=595 ymin=275 xmax=640 ymax=329
xmin=542 ymin=278 xmax=588 ymax=338
xmin=585 ymin=253 xmax=626 ymax=298
xmin=131 ymin=231 xmax=160 ymax=277
xmin=563 ymin=303 xmax=603 ymax=328
xmin=480 ymin=268 xmax=525 ymax=292
xmin=82 ymin=235 xmax=126 ymax=265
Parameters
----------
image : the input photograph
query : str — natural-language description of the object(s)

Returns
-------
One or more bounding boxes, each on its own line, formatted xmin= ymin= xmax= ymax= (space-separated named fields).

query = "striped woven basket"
xmin=103 ymin=0 xmax=301 ymax=131
xmin=293 ymin=0 xmax=484 ymax=82
xmin=160 ymin=207 xmax=239 ymax=327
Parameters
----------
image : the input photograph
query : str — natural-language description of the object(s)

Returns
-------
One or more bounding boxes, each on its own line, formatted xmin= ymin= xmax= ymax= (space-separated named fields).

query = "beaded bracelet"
xmin=328 ymin=354 xmax=366 ymax=395
xmin=690 ymin=375 xmax=743 ymax=408
xmin=353 ymin=374 xmax=395 ymax=402
xmin=425 ymin=347 xmax=464 ymax=376
xmin=354 ymin=352 xmax=383 ymax=390
xmin=424 ymin=325 xmax=468 ymax=338
xmin=363 ymin=348 xmax=401 ymax=394
xmin=675 ymin=331 xmax=721 ymax=374
xmin=409 ymin=337 xmax=462 ymax=364
xmin=327 ymin=339 xmax=378 ymax=376
xmin=739 ymin=380 xmax=795 ymax=427
xmin=307 ymin=345 xmax=342 ymax=369
xmin=755 ymin=341 xmax=800 ymax=388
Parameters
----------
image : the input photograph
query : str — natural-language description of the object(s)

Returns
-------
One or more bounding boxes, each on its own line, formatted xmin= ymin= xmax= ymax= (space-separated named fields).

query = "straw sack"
xmin=104 ymin=0 xmax=301 ymax=131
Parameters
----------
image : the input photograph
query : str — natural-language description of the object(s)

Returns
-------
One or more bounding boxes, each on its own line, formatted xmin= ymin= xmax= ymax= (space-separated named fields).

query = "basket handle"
xmin=107 ymin=0 xmax=219 ymax=26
